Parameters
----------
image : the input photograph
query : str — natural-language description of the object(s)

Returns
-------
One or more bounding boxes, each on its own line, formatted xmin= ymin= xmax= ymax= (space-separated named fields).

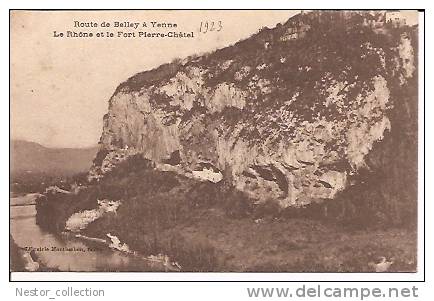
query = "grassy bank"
xmin=35 ymin=156 xmax=417 ymax=272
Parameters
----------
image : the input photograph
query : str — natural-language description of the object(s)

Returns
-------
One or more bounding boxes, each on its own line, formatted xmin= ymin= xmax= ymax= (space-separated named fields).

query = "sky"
xmin=10 ymin=10 xmax=418 ymax=148
xmin=10 ymin=10 xmax=298 ymax=148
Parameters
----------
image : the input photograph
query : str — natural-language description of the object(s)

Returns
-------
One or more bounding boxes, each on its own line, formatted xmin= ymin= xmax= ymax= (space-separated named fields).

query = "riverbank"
xmin=11 ymin=193 xmax=170 ymax=272
xmin=10 ymin=235 xmax=59 ymax=272
xmin=10 ymin=235 xmax=25 ymax=271
xmin=34 ymin=156 xmax=417 ymax=272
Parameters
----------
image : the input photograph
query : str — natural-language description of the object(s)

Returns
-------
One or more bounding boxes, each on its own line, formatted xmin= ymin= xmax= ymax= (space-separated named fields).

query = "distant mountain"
xmin=10 ymin=140 xmax=98 ymax=176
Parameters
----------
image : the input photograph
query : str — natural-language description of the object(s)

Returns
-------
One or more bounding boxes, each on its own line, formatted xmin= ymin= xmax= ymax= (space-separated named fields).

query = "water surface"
xmin=10 ymin=194 xmax=160 ymax=272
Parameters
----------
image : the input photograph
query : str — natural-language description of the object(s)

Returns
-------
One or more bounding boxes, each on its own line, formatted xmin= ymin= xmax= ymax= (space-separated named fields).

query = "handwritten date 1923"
xmin=199 ymin=21 xmax=223 ymax=33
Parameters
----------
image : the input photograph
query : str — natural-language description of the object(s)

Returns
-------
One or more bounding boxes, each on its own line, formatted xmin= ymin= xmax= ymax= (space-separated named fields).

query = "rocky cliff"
xmin=89 ymin=11 xmax=417 ymax=213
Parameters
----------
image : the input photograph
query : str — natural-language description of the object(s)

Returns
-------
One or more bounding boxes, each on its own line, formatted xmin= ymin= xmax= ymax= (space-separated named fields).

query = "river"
xmin=10 ymin=193 xmax=162 ymax=272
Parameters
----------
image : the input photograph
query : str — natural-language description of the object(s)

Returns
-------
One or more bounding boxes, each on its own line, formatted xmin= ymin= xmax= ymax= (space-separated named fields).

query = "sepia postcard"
xmin=9 ymin=9 xmax=422 ymax=281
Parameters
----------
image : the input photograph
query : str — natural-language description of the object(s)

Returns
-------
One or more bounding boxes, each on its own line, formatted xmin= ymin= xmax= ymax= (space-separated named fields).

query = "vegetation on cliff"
xmin=36 ymin=154 xmax=416 ymax=271
xmin=35 ymin=11 xmax=418 ymax=272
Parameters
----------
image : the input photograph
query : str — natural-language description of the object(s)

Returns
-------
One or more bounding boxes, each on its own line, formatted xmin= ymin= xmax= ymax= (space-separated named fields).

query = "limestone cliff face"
xmin=90 ymin=11 xmax=417 ymax=208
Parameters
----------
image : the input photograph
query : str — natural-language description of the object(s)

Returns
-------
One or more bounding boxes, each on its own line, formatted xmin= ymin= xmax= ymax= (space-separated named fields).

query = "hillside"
xmin=36 ymin=11 xmax=418 ymax=272
xmin=11 ymin=140 xmax=98 ymax=176
xmin=92 ymin=11 xmax=417 ymax=219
